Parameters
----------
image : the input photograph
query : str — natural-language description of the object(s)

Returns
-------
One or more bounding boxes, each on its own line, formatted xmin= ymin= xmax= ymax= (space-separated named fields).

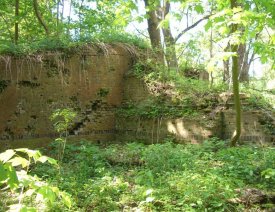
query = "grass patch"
xmin=0 ymin=32 xmax=149 ymax=56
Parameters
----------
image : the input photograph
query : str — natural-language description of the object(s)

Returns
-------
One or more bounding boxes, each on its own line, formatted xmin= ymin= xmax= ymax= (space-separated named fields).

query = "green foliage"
xmin=118 ymin=61 xmax=226 ymax=119
xmin=26 ymin=141 xmax=275 ymax=211
xmin=241 ymin=85 xmax=275 ymax=111
xmin=97 ymin=88 xmax=109 ymax=98
xmin=142 ymin=142 xmax=191 ymax=173
xmin=246 ymin=93 xmax=273 ymax=111
xmin=261 ymin=168 xmax=275 ymax=180
xmin=50 ymin=108 xmax=77 ymax=163
xmin=0 ymin=148 xmax=71 ymax=211
xmin=50 ymin=108 xmax=77 ymax=134
xmin=116 ymin=99 xmax=199 ymax=118
xmin=0 ymin=38 xmax=72 ymax=56
xmin=0 ymin=80 xmax=10 ymax=93
xmin=0 ymin=32 xmax=148 ymax=56
xmin=90 ymin=32 xmax=149 ymax=49
xmin=104 ymin=142 xmax=145 ymax=165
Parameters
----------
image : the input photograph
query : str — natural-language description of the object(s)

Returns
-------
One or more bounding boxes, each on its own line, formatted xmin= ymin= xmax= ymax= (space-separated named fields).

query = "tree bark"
xmin=238 ymin=43 xmax=249 ymax=82
xmin=14 ymin=0 xmax=19 ymax=44
xmin=230 ymin=0 xmax=242 ymax=147
xmin=144 ymin=0 xmax=164 ymax=64
xmin=238 ymin=42 xmax=256 ymax=83
xmin=33 ymin=0 xmax=49 ymax=36
xmin=144 ymin=0 xmax=162 ymax=49
xmin=162 ymin=1 xmax=178 ymax=70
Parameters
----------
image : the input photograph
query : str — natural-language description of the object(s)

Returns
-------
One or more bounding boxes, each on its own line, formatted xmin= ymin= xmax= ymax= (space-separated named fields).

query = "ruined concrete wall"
xmin=0 ymin=44 xmax=136 ymax=145
xmin=117 ymin=74 xmax=219 ymax=143
xmin=118 ymin=75 xmax=274 ymax=144
xmin=122 ymin=75 xmax=150 ymax=102
xmin=0 ymin=44 xmax=273 ymax=149
xmin=116 ymin=117 xmax=216 ymax=144
xmin=116 ymin=109 xmax=274 ymax=145
xmin=218 ymin=110 xmax=274 ymax=144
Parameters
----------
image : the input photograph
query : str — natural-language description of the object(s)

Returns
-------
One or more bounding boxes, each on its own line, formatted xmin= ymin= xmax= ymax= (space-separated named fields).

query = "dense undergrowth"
xmin=1 ymin=139 xmax=274 ymax=211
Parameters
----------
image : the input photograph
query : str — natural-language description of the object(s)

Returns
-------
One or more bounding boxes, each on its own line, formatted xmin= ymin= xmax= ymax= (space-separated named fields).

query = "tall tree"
xmin=230 ymin=0 xmax=241 ymax=146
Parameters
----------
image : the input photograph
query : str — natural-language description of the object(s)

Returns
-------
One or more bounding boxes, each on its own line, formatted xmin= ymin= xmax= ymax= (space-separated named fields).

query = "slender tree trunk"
xmin=230 ymin=0 xmax=242 ymax=147
xmin=33 ymin=0 xmax=49 ymax=36
xmin=162 ymin=1 xmax=178 ymax=70
xmin=14 ymin=0 xmax=19 ymax=44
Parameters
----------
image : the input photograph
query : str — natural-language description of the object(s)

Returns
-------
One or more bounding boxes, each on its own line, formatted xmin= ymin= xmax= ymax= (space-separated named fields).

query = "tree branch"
xmin=175 ymin=14 xmax=212 ymax=42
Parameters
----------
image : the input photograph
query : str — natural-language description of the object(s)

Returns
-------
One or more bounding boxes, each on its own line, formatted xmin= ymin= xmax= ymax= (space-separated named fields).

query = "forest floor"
xmin=1 ymin=139 xmax=274 ymax=211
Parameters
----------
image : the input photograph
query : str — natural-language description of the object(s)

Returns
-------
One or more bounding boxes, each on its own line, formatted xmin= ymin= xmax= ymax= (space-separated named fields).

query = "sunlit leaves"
xmin=50 ymin=108 xmax=77 ymax=133
xmin=0 ymin=162 xmax=19 ymax=189
xmin=0 ymin=148 xmax=70 ymax=210
xmin=0 ymin=149 xmax=15 ymax=163
xmin=194 ymin=4 xmax=204 ymax=14
xmin=158 ymin=14 xmax=171 ymax=29
xmin=114 ymin=1 xmax=137 ymax=26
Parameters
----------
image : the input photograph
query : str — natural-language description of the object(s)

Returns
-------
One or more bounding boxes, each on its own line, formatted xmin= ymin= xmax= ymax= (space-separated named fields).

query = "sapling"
xmin=50 ymin=108 xmax=77 ymax=163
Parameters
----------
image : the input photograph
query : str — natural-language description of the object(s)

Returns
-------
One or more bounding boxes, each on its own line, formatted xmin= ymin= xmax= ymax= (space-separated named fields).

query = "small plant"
xmin=97 ymin=88 xmax=109 ymax=98
xmin=0 ymin=80 xmax=10 ymax=93
xmin=261 ymin=168 xmax=275 ymax=179
xmin=0 ymin=148 xmax=71 ymax=211
xmin=50 ymin=108 xmax=77 ymax=163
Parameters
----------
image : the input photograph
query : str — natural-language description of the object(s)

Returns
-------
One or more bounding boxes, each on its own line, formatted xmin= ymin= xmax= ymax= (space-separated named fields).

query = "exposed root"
xmin=113 ymin=42 xmax=139 ymax=58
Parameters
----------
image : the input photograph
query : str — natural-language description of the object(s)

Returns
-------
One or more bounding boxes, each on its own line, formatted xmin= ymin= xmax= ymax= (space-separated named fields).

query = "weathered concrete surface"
xmin=0 ymin=44 xmax=136 ymax=147
xmin=117 ymin=76 xmax=274 ymax=144
xmin=116 ymin=116 xmax=216 ymax=144
xmin=0 ymin=44 xmax=274 ymax=150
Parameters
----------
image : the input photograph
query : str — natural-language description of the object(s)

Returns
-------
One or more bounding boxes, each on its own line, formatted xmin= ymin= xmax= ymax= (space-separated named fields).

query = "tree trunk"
xmin=162 ymin=1 xmax=178 ymax=70
xmin=238 ymin=42 xmax=256 ymax=83
xmin=14 ymin=0 xmax=19 ymax=44
xmin=223 ymin=44 xmax=230 ymax=83
xmin=230 ymin=0 xmax=242 ymax=147
xmin=144 ymin=0 xmax=162 ymax=48
xmin=144 ymin=0 xmax=164 ymax=64
xmin=238 ymin=43 xmax=250 ymax=82
xmin=33 ymin=0 xmax=49 ymax=36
